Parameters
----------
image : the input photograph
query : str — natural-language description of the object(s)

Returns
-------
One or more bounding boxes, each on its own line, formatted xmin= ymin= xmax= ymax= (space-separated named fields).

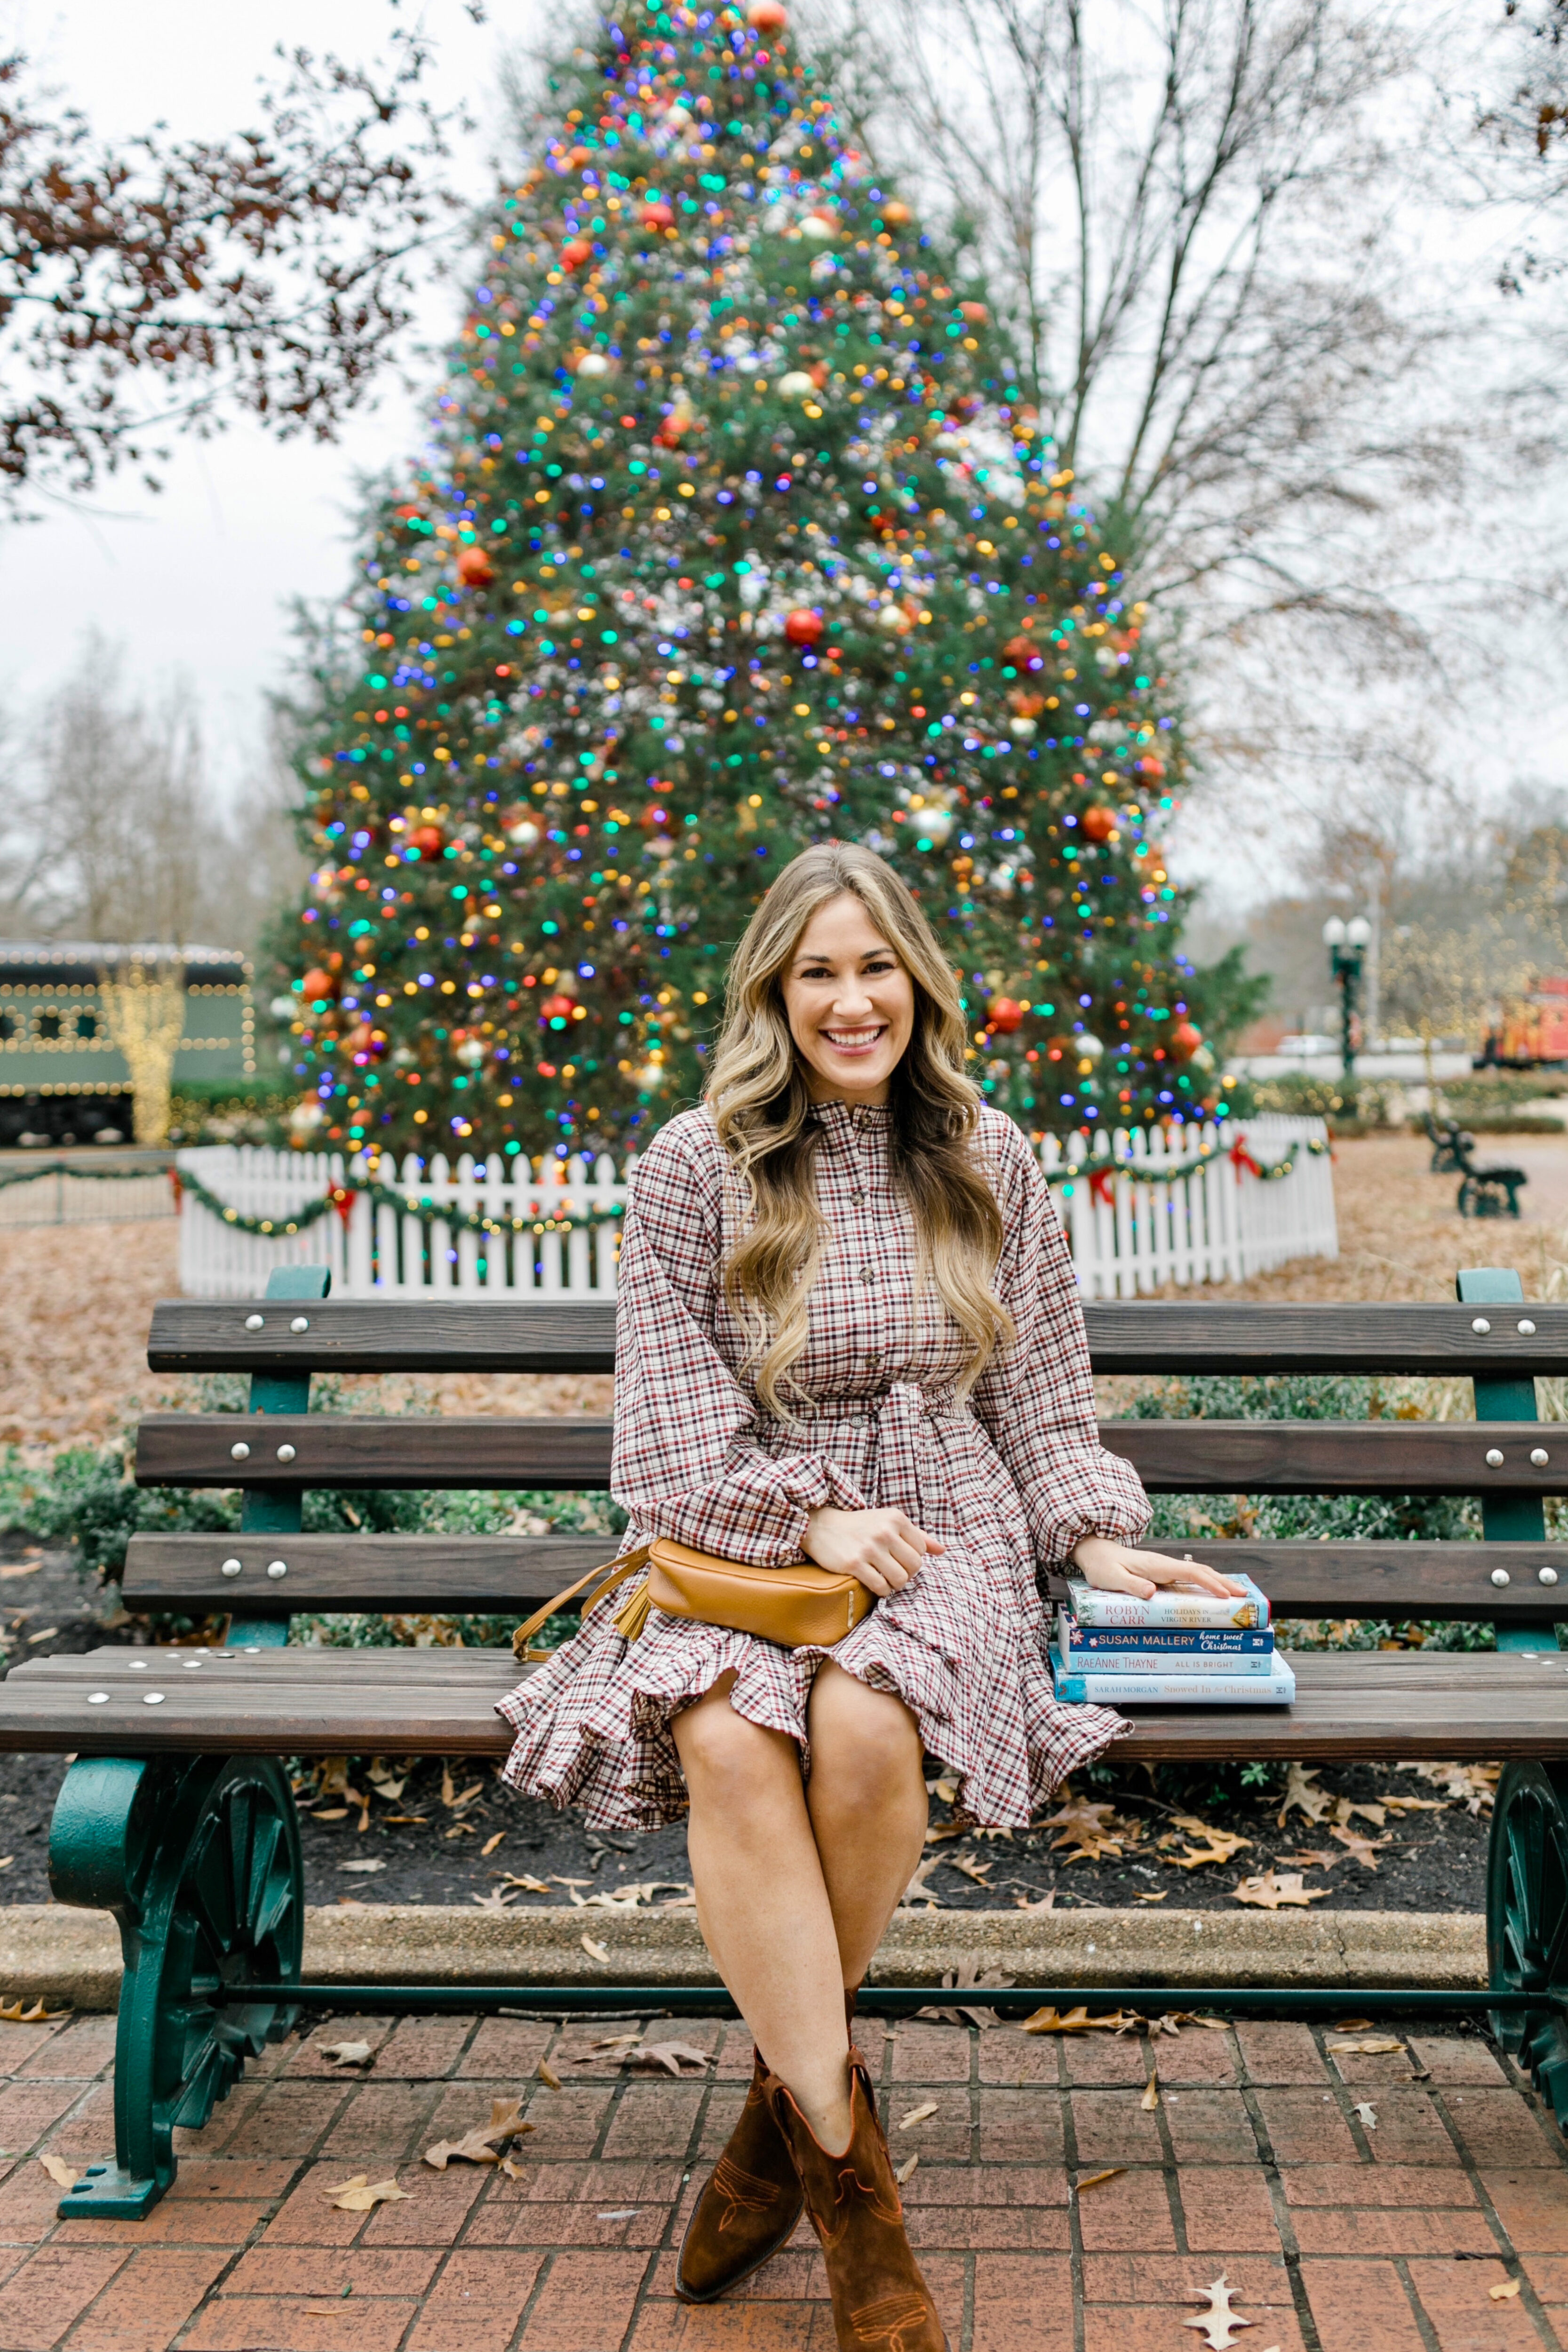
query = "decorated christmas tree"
xmin=278 ymin=0 xmax=1254 ymax=1166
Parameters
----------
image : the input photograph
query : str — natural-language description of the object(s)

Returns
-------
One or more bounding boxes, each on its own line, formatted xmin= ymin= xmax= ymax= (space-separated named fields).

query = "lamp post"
xmin=1322 ymin=915 xmax=1372 ymax=1079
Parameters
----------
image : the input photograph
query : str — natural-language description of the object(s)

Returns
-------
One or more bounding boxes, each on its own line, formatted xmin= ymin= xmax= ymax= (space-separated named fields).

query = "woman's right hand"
xmin=803 ymin=1505 xmax=944 ymax=1597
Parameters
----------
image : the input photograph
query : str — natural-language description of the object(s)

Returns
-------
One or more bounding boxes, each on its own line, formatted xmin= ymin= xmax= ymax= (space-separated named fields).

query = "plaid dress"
xmin=495 ymin=1099 xmax=1148 ymax=1829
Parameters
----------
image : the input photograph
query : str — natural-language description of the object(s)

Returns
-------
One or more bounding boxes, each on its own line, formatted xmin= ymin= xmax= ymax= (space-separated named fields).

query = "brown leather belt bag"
xmin=511 ymin=1536 xmax=875 ymax=1661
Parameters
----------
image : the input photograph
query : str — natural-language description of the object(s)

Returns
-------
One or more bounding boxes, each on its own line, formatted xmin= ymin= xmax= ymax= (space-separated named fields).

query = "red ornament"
xmin=560 ymin=237 xmax=594 ymax=270
xmin=409 ymin=825 xmax=445 ymax=857
xmin=784 ymin=607 xmax=825 ymax=645
xmin=1081 ymin=804 xmax=1118 ymax=843
xmin=960 ymin=301 xmax=988 ymax=324
xmin=1170 ymin=1021 xmax=1203 ymax=1059
xmin=747 ymin=0 xmax=788 ymax=27
xmin=1002 ymin=635 xmax=1040 ymax=669
xmin=301 ymin=968 xmax=336 ymax=1003
xmin=541 ymin=994 xmax=577 ymax=1024
xmin=1136 ymin=752 xmax=1166 ymax=779
xmin=988 ymin=997 xmax=1025 ymax=1034
xmin=456 ymin=544 xmax=495 ymax=587
xmin=642 ymin=200 xmax=675 ymax=230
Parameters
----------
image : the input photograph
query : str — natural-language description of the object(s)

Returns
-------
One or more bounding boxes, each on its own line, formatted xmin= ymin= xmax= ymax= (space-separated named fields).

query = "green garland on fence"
xmin=1051 ymin=1134 xmax=1330 ymax=1198
xmin=172 ymin=1165 xmax=627 ymax=1243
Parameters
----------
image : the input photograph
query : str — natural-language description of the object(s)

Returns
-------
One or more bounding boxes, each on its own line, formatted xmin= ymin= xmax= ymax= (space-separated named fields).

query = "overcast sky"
xmin=0 ymin=0 xmax=510 ymax=799
xmin=3 ymin=0 xmax=1564 ymax=924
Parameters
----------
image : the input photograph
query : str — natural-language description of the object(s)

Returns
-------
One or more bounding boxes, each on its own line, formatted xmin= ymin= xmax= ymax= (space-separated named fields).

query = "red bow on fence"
xmin=1088 ymin=1167 xmax=1116 ymax=1207
xmin=327 ymin=1184 xmax=357 ymax=1230
xmin=167 ymin=1170 xmax=183 ymax=1213
xmin=1228 ymin=1138 xmax=1264 ymax=1183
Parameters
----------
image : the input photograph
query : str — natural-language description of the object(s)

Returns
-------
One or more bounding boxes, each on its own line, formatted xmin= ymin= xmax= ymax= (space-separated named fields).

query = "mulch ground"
xmin=0 ymin=2002 xmax=1562 ymax=2350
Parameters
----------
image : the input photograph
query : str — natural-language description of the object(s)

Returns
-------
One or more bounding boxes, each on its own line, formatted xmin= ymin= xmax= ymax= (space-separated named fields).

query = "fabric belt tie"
xmin=865 ymin=1380 xmax=958 ymax=1534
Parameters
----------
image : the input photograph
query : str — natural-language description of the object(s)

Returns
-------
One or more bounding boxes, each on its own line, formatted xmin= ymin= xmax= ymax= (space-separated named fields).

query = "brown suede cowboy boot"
xmin=674 ymin=1988 xmax=859 ymax=2306
xmin=764 ymin=2043 xmax=947 ymax=2352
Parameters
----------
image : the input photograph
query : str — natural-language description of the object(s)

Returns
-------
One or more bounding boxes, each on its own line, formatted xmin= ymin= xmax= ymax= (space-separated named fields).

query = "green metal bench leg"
xmin=1463 ymin=1268 xmax=1568 ymax=2117
xmin=48 ymin=1753 xmax=303 ymax=2217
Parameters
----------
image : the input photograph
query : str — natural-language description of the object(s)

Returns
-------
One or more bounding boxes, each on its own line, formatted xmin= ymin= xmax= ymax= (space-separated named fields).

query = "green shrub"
xmin=1248 ymin=1073 xmax=1395 ymax=1126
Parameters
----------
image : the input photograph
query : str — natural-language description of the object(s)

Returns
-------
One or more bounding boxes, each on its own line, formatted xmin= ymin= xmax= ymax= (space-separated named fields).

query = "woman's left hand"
xmin=1069 ymin=1536 xmax=1248 ymax=1604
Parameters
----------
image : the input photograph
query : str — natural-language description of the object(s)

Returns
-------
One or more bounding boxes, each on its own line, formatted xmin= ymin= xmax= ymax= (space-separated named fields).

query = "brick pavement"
xmin=0 ymin=2003 xmax=1561 ymax=2349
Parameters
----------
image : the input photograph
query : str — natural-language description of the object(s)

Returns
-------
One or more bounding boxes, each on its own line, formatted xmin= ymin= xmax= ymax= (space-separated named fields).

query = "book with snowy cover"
xmin=1055 ymin=1612 xmax=1276 ymax=1673
xmin=1062 ymin=1573 xmax=1270 ymax=1630
xmin=1048 ymin=1646 xmax=1296 ymax=1706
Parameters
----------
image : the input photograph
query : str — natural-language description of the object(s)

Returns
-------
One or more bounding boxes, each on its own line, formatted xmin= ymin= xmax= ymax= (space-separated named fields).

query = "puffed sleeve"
xmin=968 ymin=1117 xmax=1150 ymax=1570
xmin=611 ymin=1117 xmax=869 ymax=1564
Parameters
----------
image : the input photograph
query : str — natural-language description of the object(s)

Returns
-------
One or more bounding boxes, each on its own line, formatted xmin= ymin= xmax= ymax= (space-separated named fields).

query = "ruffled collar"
xmin=808 ymin=1097 xmax=893 ymax=1135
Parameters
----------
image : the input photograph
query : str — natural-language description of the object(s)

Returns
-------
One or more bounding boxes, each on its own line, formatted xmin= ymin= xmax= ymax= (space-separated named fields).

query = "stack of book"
xmin=1049 ymin=1572 xmax=1294 ymax=1705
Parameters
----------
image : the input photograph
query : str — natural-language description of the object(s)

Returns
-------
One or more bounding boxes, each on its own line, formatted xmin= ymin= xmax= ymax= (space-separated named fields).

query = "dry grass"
xmin=0 ymin=1130 xmax=1560 ymax=1452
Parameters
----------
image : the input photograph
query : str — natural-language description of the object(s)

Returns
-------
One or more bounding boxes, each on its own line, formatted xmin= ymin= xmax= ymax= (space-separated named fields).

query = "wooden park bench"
xmin=0 ymin=1262 xmax=1566 ymax=2217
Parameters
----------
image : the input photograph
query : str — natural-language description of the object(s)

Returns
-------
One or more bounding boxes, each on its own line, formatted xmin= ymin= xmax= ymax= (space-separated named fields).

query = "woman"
xmin=496 ymin=842 xmax=1238 ymax=2352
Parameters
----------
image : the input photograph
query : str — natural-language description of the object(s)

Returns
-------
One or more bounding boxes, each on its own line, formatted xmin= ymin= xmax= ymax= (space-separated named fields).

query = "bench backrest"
xmin=126 ymin=1268 xmax=1562 ymax=1651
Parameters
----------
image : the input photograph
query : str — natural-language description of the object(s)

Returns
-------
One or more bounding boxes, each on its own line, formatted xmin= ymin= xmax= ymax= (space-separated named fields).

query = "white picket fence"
xmin=1042 ymin=1113 xmax=1337 ymax=1298
xmin=176 ymin=1114 xmax=1335 ymax=1301
xmin=0 ymin=1165 xmax=175 ymax=1231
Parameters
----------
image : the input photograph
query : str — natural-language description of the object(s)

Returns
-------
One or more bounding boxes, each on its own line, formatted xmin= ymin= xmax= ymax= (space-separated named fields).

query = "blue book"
xmin=1049 ymin=1645 xmax=1296 ymax=1707
xmin=1057 ymin=1611 xmax=1275 ymax=1671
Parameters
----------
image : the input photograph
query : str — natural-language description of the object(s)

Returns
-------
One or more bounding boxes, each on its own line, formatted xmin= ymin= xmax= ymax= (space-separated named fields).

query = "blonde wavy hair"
xmin=705 ymin=842 xmax=1013 ymax=1416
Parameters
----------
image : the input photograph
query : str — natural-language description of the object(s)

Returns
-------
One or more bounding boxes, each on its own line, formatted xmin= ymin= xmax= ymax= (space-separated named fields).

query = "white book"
xmin=1049 ymin=1646 xmax=1296 ymax=1707
xmin=1063 ymin=1572 xmax=1270 ymax=1631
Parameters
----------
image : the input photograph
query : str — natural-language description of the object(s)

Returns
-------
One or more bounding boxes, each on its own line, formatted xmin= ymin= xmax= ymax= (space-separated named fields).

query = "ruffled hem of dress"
xmin=493 ymin=1601 xmax=1126 ymax=1833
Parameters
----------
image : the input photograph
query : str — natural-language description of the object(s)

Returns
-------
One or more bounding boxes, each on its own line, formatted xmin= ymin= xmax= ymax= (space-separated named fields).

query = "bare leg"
xmin=805 ymin=1660 xmax=929 ymax=1988
xmin=671 ymin=1671 xmax=853 ymax=2150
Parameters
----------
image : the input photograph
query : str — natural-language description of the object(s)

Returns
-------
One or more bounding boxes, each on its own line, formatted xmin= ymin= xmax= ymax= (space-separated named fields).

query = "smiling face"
xmin=780 ymin=890 xmax=916 ymax=1106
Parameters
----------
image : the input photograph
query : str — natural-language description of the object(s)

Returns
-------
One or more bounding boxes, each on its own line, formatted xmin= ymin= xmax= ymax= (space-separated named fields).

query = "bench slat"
xmin=146 ymin=1297 xmax=1566 ymax=1378
xmin=132 ymin=1414 xmax=1565 ymax=1496
xmin=120 ymin=1533 xmax=1568 ymax=1620
xmin=0 ymin=1648 xmax=1562 ymax=1761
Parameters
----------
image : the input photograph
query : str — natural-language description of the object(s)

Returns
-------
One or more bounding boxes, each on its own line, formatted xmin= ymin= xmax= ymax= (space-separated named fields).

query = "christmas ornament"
xmin=988 ymin=998 xmax=1025 ymax=1034
xmin=576 ymin=352 xmax=611 ymax=377
xmin=747 ymin=0 xmax=788 ymax=27
xmin=457 ymin=544 xmax=495 ymax=587
xmin=642 ymin=200 xmax=674 ymax=230
xmin=777 ymin=369 xmax=817 ymax=397
xmin=301 ymin=969 xmax=336 ymax=1003
xmin=561 ymin=238 xmax=594 ymax=270
xmin=1081 ymin=805 xmax=1118 ymax=843
xmin=784 ymin=607 xmax=825 ymax=645
xmin=1003 ymin=635 xmax=1043 ymax=670
xmin=408 ymin=826 xmax=445 ymax=858
xmin=1170 ymin=1021 xmax=1203 ymax=1058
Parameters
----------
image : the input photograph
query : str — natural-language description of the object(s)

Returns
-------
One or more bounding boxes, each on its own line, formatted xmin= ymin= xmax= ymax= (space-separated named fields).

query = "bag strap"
xmin=512 ymin=1543 xmax=651 ymax=1661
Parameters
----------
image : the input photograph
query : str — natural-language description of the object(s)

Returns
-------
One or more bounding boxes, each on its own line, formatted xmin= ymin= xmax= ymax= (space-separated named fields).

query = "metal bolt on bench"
xmin=7 ymin=1264 xmax=1568 ymax=2217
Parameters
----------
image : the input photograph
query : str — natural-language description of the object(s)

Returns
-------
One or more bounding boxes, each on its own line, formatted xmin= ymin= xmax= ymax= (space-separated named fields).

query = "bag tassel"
xmin=611 ymin=1581 xmax=654 ymax=1643
xmin=511 ymin=1545 xmax=651 ymax=1663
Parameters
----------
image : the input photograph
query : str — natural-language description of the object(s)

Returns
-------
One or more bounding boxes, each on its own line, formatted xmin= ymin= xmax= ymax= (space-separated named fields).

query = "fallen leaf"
xmin=446 ymin=1780 xmax=484 ymax=1812
xmin=1334 ymin=2018 xmax=1374 ymax=2032
xmin=581 ymin=1937 xmax=610 ymax=1963
xmin=895 ymin=2154 xmax=920 ymax=2185
xmin=1276 ymin=1763 xmax=1331 ymax=1829
xmin=500 ymin=2153 xmax=527 ymax=2179
xmin=0 ymin=1563 xmax=40 ymax=1580
xmin=496 ymin=1873 xmax=553 ymax=1896
xmin=1184 ymin=2273 xmax=1256 ymax=2350
xmin=423 ymin=2099 xmax=533 ymax=2169
xmin=480 ymin=1832 xmax=506 ymax=1857
xmin=337 ymin=1858 xmax=387 ymax=1875
xmin=1354 ymin=2101 xmax=1378 ymax=2129
xmin=536 ymin=2062 xmax=562 ymax=2090
xmin=1134 ymin=1891 xmax=1168 ymax=1902
xmin=0 ymin=1999 xmax=69 ymax=2023
xmin=1166 ymin=1830 xmax=1253 ymax=1870
xmin=313 ymin=1808 xmax=349 ymax=1821
xmin=1231 ymin=1871 xmax=1329 ymax=1911
xmin=1149 ymin=2013 xmax=1230 ymax=2036
xmin=470 ymin=1888 xmax=518 ymax=1913
xmin=1013 ymin=1889 xmax=1058 ymax=1913
xmin=899 ymin=1854 xmax=945 ymax=1908
xmin=917 ymin=1960 xmax=1016 ymax=2031
xmin=1278 ymin=1849 xmax=1340 ymax=1872
xmin=319 ymin=2041 xmax=374 ymax=2067
xmin=368 ymin=1772 xmax=406 ymax=1803
xmin=1022 ymin=2005 xmax=1142 ymax=2035
xmin=1490 ymin=2279 xmax=1521 ymax=2301
xmin=1329 ymin=1823 xmax=1392 ymax=1870
xmin=898 ymin=2101 xmax=939 ymax=2130
xmin=1379 ymin=1795 xmax=1446 ymax=1814
xmin=943 ymin=1851 xmax=994 ymax=1886
xmin=1399 ymin=1761 xmax=1499 ymax=1815
xmin=1073 ymin=2168 xmax=1125 ymax=2193
xmin=1038 ymin=1792 xmax=1140 ymax=1864
xmin=1141 ymin=2076 xmax=1160 ymax=2111
xmin=628 ymin=2042 xmax=713 ymax=2075
xmin=1328 ymin=2037 xmax=1405 ymax=2056
xmin=38 ymin=2153 xmax=78 ymax=2190
xmin=325 ymin=2174 xmax=412 ymax=2211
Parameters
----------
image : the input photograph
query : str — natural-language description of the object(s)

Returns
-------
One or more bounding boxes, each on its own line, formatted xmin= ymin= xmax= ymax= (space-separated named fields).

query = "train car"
xmin=0 ymin=944 xmax=255 ymax=1147
xmin=1478 ymin=977 xmax=1568 ymax=1071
